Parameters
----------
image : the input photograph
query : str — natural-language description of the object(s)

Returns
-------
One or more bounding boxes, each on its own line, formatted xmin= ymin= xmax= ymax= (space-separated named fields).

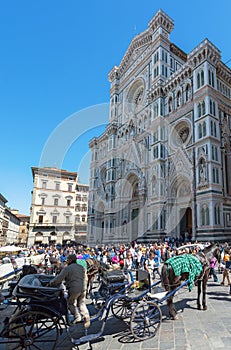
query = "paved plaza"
xmin=0 ymin=277 xmax=230 ymax=350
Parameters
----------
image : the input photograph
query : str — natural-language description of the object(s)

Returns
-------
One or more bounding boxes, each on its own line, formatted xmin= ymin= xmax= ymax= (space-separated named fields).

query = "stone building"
xmin=28 ymin=167 xmax=89 ymax=246
xmin=11 ymin=210 xmax=30 ymax=246
xmin=0 ymin=194 xmax=8 ymax=245
xmin=75 ymin=183 xmax=89 ymax=243
xmin=88 ymin=9 xmax=231 ymax=245
xmin=0 ymin=195 xmax=21 ymax=245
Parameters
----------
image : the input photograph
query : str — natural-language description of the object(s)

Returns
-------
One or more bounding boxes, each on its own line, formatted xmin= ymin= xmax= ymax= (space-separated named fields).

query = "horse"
xmin=161 ymin=243 xmax=222 ymax=320
xmin=85 ymin=258 xmax=102 ymax=296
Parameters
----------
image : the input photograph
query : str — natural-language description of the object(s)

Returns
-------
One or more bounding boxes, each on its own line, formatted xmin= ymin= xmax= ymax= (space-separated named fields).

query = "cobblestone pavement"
xmin=0 ymin=277 xmax=231 ymax=350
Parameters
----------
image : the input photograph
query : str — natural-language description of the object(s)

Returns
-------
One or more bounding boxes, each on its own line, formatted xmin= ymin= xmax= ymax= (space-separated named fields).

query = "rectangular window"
xmin=42 ymin=181 xmax=47 ymax=189
xmin=160 ymin=144 xmax=165 ymax=158
xmin=54 ymin=198 xmax=58 ymax=206
xmin=66 ymin=216 xmax=70 ymax=224
xmin=67 ymin=199 xmax=71 ymax=206
xmin=153 ymin=146 xmax=158 ymax=159
xmin=52 ymin=216 xmax=57 ymax=224
xmin=213 ymin=168 xmax=219 ymax=183
xmin=68 ymin=184 xmax=72 ymax=192
xmin=38 ymin=215 xmax=43 ymax=223
xmin=55 ymin=183 xmax=60 ymax=190
xmin=41 ymin=198 xmax=45 ymax=206
xmin=153 ymin=131 xmax=158 ymax=142
xmin=215 ymin=147 xmax=218 ymax=161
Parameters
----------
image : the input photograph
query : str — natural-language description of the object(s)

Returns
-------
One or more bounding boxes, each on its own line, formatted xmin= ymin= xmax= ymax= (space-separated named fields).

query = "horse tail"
xmin=161 ymin=263 xmax=170 ymax=291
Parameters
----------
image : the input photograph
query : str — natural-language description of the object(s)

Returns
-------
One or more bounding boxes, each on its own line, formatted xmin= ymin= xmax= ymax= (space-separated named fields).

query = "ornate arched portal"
xmin=122 ymin=173 xmax=142 ymax=242
xmin=168 ymin=177 xmax=192 ymax=240
xmin=97 ymin=202 xmax=105 ymax=244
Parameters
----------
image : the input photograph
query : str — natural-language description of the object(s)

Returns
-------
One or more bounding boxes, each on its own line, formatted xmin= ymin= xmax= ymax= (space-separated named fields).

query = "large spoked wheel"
xmin=130 ymin=301 xmax=162 ymax=340
xmin=2 ymin=310 xmax=59 ymax=350
xmin=111 ymin=296 xmax=137 ymax=320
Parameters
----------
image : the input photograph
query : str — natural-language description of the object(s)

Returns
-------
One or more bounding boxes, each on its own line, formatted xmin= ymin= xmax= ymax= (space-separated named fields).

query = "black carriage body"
xmin=13 ymin=274 xmax=68 ymax=317
xmin=102 ymin=269 xmax=125 ymax=283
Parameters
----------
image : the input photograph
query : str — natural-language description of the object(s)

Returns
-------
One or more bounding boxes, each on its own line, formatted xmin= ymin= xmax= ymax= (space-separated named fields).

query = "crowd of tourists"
xmin=1 ymin=239 xmax=231 ymax=328
xmin=15 ymin=239 xmax=231 ymax=288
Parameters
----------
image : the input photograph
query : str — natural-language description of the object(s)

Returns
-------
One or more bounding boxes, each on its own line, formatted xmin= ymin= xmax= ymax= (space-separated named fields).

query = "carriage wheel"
xmin=2 ymin=310 xmax=59 ymax=350
xmin=130 ymin=301 xmax=162 ymax=340
xmin=111 ymin=296 xmax=137 ymax=320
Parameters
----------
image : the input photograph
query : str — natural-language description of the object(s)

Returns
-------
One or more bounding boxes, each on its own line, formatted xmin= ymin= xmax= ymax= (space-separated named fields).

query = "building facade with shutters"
xmin=0 ymin=194 xmax=8 ymax=245
xmin=28 ymin=167 xmax=89 ymax=246
xmin=75 ymin=183 xmax=89 ymax=243
xmin=0 ymin=195 xmax=21 ymax=245
xmin=11 ymin=210 xmax=30 ymax=246
xmin=88 ymin=9 xmax=231 ymax=245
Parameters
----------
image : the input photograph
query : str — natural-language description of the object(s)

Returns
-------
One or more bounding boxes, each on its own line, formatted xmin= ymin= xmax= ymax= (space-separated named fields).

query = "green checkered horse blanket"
xmin=165 ymin=254 xmax=203 ymax=291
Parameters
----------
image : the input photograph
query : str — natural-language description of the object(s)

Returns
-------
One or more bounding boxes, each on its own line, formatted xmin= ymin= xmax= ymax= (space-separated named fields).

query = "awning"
xmin=63 ymin=235 xmax=71 ymax=241
xmin=35 ymin=236 xmax=43 ymax=242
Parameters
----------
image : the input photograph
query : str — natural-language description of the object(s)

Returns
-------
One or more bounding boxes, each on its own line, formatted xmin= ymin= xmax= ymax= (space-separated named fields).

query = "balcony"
xmin=31 ymin=223 xmax=74 ymax=229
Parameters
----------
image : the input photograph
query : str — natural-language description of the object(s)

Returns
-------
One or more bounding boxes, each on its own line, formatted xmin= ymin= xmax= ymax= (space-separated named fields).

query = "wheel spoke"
xmin=130 ymin=301 xmax=162 ymax=340
xmin=1 ymin=310 xmax=59 ymax=350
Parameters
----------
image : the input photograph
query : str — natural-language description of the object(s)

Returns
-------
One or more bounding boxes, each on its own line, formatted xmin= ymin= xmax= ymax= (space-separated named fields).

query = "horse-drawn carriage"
xmin=0 ymin=243 xmax=222 ymax=349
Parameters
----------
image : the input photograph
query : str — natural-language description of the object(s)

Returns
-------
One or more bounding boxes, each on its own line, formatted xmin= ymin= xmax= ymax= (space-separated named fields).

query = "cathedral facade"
xmin=88 ymin=10 xmax=231 ymax=245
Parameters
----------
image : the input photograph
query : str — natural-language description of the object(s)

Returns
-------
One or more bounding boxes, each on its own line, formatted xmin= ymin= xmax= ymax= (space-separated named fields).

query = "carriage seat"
xmin=13 ymin=274 xmax=63 ymax=300
xmin=101 ymin=269 xmax=125 ymax=283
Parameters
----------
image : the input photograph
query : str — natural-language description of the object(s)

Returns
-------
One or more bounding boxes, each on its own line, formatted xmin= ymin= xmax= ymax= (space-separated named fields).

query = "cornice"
xmin=217 ymin=61 xmax=231 ymax=85
xmin=187 ymin=38 xmax=221 ymax=68
xmin=148 ymin=9 xmax=174 ymax=34
xmin=160 ymin=62 xmax=192 ymax=94
xmin=108 ymin=30 xmax=152 ymax=82
xmin=170 ymin=43 xmax=187 ymax=62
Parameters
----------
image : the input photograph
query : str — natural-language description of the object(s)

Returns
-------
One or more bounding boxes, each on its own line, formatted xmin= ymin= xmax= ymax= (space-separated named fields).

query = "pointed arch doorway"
xmin=180 ymin=207 xmax=192 ymax=242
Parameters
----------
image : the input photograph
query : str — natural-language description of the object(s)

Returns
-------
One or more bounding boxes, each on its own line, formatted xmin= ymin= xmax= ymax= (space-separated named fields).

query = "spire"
xmin=148 ymin=9 xmax=174 ymax=38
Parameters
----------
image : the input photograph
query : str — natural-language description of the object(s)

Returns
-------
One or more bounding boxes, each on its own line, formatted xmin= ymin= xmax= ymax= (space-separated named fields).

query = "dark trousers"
xmin=210 ymin=268 xmax=218 ymax=282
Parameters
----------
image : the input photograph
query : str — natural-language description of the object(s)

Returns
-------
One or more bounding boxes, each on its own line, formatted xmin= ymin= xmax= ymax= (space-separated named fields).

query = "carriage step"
xmin=71 ymin=331 xmax=103 ymax=345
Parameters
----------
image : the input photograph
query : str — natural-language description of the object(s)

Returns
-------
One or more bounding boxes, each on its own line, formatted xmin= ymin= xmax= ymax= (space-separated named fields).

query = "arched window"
xmin=176 ymin=91 xmax=181 ymax=107
xmin=154 ymin=102 xmax=159 ymax=117
xmin=144 ymin=116 xmax=148 ymax=129
xmin=168 ymin=97 xmax=173 ymax=113
xmin=201 ymin=205 xmax=210 ymax=225
xmin=185 ymin=84 xmax=190 ymax=101
xmin=152 ymin=175 xmax=156 ymax=195
xmin=209 ymin=69 xmax=215 ymax=87
xmin=201 ymin=207 xmax=205 ymax=226
xmin=209 ymin=69 xmax=212 ymax=85
xmin=198 ymin=124 xmax=202 ymax=138
xmin=202 ymin=100 xmax=206 ymax=115
xmin=198 ymin=103 xmax=202 ymax=117
xmin=201 ymin=70 xmax=204 ymax=86
xmin=205 ymin=206 xmax=210 ymax=225
xmin=197 ymin=70 xmax=204 ymax=89
xmin=197 ymin=73 xmax=200 ymax=89
xmin=214 ymin=205 xmax=220 ymax=225
xmin=210 ymin=99 xmax=213 ymax=114
xmin=202 ymin=121 xmax=206 ymax=136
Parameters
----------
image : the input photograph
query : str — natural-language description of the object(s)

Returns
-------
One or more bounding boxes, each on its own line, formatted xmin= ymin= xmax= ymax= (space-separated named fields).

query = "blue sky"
xmin=0 ymin=0 xmax=230 ymax=215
